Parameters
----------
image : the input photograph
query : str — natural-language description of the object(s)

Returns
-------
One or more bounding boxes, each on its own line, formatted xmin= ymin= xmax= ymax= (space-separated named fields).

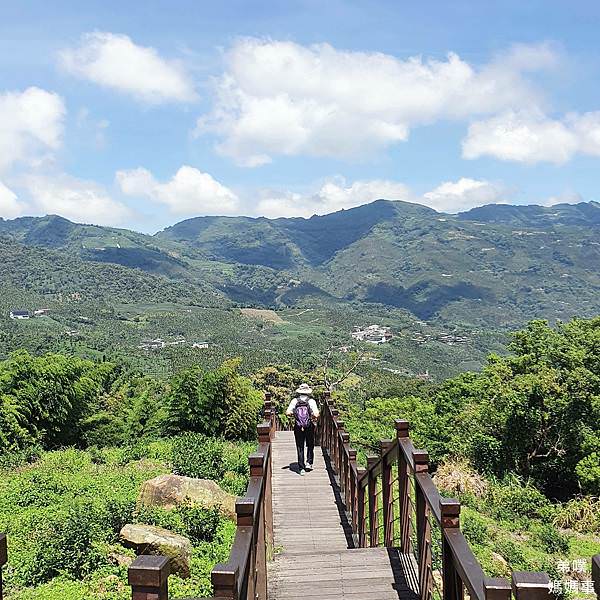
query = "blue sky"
xmin=1 ymin=0 xmax=600 ymax=232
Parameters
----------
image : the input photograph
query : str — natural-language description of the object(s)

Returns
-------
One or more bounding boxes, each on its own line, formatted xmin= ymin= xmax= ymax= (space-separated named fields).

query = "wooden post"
xmin=264 ymin=392 xmax=273 ymax=422
xmin=249 ymin=454 xmax=269 ymax=600
xmin=511 ymin=573 xmax=551 ymax=600
xmin=414 ymin=450 xmax=432 ymax=600
xmin=336 ymin=421 xmax=345 ymax=476
xmin=257 ymin=423 xmax=271 ymax=444
xmin=396 ymin=420 xmax=411 ymax=553
xmin=593 ymin=555 xmax=600 ymax=598
xmin=367 ymin=455 xmax=379 ymax=547
xmin=236 ymin=498 xmax=256 ymax=600
xmin=440 ymin=498 xmax=462 ymax=600
xmin=341 ymin=431 xmax=350 ymax=500
xmin=212 ymin=564 xmax=238 ymax=600
xmin=330 ymin=409 xmax=339 ymax=465
xmin=484 ymin=578 xmax=512 ymax=600
xmin=0 ymin=533 xmax=7 ymax=600
xmin=320 ymin=391 xmax=331 ymax=445
xmin=348 ymin=448 xmax=358 ymax=532
xmin=356 ymin=469 xmax=367 ymax=547
xmin=380 ymin=439 xmax=394 ymax=547
xmin=128 ymin=555 xmax=170 ymax=600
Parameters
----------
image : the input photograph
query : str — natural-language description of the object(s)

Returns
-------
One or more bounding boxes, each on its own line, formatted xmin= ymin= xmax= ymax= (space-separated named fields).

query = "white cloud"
xmin=539 ymin=190 xmax=583 ymax=207
xmin=463 ymin=110 xmax=600 ymax=164
xmin=116 ymin=165 xmax=239 ymax=215
xmin=196 ymin=39 xmax=556 ymax=166
xmin=0 ymin=87 xmax=65 ymax=171
xmin=462 ymin=111 xmax=578 ymax=164
xmin=256 ymin=176 xmax=512 ymax=218
xmin=423 ymin=178 xmax=506 ymax=213
xmin=569 ymin=111 xmax=600 ymax=156
xmin=23 ymin=174 xmax=132 ymax=225
xmin=0 ymin=180 xmax=26 ymax=218
xmin=256 ymin=177 xmax=413 ymax=218
xmin=59 ymin=32 xmax=196 ymax=103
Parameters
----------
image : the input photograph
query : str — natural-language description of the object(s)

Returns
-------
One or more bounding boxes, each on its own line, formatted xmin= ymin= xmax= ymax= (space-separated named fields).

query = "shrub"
xmin=485 ymin=476 xmax=551 ymax=521
xmin=553 ymin=496 xmax=600 ymax=533
xmin=29 ymin=503 xmax=108 ymax=584
xmin=535 ymin=523 xmax=569 ymax=554
xmin=462 ymin=512 xmax=489 ymax=546
xmin=494 ymin=539 xmax=528 ymax=571
xmin=179 ymin=504 xmax=222 ymax=543
xmin=433 ymin=459 xmax=488 ymax=500
xmin=104 ymin=497 xmax=136 ymax=537
xmin=172 ymin=433 xmax=227 ymax=480
xmin=0 ymin=444 xmax=43 ymax=470
xmin=166 ymin=359 xmax=262 ymax=441
xmin=575 ymin=452 xmax=600 ymax=495
xmin=134 ymin=503 xmax=223 ymax=544
xmin=171 ymin=433 xmax=252 ymax=494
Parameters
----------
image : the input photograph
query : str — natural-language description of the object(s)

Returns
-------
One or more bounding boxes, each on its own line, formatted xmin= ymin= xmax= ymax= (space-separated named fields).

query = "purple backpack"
xmin=294 ymin=398 xmax=312 ymax=430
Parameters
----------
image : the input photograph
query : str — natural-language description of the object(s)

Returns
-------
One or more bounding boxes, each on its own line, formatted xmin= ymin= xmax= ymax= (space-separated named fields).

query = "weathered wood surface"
xmin=268 ymin=431 xmax=419 ymax=600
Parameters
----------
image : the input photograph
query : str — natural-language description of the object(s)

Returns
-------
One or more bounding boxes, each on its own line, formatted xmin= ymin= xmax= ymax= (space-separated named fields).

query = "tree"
xmin=446 ymin=319 xmax=600 ymax=494
xmin=167 ymin=358 xmax=262 ymax=440
xmin=0 ymin=350 xmax=117 ymax=450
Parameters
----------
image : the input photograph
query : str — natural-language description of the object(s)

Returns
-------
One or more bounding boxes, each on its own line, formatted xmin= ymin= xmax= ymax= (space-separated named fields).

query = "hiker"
xmin=286 ymin=383 xmax=319 ymax=475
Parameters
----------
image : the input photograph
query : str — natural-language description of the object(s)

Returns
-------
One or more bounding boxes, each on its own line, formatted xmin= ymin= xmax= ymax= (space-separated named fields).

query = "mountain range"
xmin=2 ymin=199 xmax=600 ymax=328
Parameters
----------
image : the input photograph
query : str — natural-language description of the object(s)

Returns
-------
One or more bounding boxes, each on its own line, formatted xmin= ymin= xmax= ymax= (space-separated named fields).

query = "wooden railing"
xmin=210 ymin=407 xmax=274 ymax=600
xmin=319 ymin=391 xmax=556 ymax=600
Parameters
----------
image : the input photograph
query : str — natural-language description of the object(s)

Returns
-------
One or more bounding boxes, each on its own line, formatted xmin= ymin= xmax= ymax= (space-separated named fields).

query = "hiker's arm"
xmin=285 ymin=399 xmax=295 ymax=416
xmin=309 ymin=399 xmax=320 ymax=418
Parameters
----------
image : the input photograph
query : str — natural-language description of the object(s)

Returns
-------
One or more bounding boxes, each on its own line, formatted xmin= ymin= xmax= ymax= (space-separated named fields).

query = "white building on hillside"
xmin=10 ymin=310 xmax=30 ymax=320
xmin=351 ymin=324 xmax=393 ymax=344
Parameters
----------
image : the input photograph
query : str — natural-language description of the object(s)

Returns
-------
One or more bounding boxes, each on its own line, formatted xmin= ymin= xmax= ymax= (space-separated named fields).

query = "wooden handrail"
xmin=210 ymin=397 xmax=275 ymax=600
xmin=319 ymin=395 xmax=553 ymax=600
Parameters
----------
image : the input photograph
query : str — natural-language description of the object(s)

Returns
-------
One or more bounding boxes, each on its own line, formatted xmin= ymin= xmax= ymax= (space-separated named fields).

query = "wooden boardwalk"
xmin=268 ymin=431 xmax=419 ymax=600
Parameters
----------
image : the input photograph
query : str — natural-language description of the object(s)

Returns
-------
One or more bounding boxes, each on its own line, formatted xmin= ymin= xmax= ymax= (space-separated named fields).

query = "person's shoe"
xmin=300 ymin=469 xmax=306 ymax=476
xmin=306 ymin=463 xmax=313 ymax=471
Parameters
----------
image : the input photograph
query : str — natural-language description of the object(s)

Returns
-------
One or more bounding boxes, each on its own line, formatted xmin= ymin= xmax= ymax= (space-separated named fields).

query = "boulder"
xmin=120 ymin=524 xmax=192 ymax=578
xmin=138 ymin=474 xmax=237 ymax=518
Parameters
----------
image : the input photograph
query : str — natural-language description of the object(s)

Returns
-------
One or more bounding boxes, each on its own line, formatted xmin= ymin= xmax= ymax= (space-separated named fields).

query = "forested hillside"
xmin=0 ymin=238 xmax=225 ymax=306
xmin=3 ymin=199 xmax=600 ymax=329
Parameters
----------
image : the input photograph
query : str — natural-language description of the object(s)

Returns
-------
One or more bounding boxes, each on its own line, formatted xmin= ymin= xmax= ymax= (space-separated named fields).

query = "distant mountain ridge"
xmin=457 ymin=201 xmax=600 ymax=226
xmin=2 ymin=199 xmax=600 ymax=328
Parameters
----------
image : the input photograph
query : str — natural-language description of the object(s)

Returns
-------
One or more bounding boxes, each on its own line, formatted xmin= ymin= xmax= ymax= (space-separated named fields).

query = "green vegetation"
xmin=6 ymin=200 xmax=600 ymax=336
xmin=0 ymin=445 xmax=239 ymax=600
xmin=1 ymin=316 xmax=599 ymax=597
xmin=0 ymin=352 xmax=259 ymax=599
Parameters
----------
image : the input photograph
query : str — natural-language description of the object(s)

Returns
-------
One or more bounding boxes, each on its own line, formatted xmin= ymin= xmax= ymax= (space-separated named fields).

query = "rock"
xmin=108 ymin=550 xmax=134 ymax=568
xmin=138 ymin=474 xmax=237 ymax=518
xmin=491 ymin=552 xmax=510 ymax=576
xmin=120 ymin=524 xmax=192 ymax=578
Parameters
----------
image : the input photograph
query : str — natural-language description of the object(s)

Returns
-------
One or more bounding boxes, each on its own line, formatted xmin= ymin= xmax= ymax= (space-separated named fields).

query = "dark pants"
xmin=294 ymin=424 xmax=314 ymax=471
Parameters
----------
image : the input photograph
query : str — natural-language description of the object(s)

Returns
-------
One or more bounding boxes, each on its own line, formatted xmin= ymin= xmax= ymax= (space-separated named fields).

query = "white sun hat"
xmin=295 ymin=383 xmax=313 ymax=395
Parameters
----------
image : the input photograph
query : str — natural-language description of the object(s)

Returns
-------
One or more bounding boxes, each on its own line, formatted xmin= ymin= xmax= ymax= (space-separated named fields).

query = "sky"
xmin=1 ymin=0 xmax=600 ymax=232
